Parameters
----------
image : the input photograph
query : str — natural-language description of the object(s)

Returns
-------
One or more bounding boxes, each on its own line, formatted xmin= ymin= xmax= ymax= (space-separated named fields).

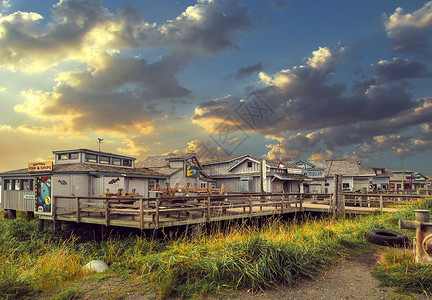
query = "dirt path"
xmin=238 ymin=250 xmax=426 ymax=300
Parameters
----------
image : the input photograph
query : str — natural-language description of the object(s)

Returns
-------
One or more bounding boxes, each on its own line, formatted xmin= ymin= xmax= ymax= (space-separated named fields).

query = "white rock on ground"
xmin=83 ymin=260 xmax=109 ymax=273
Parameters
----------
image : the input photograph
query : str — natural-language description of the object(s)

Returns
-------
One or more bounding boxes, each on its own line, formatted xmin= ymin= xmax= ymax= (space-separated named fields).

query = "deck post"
xmin=54 ymin=220 xmax=62 ymax=232
xmin=105 ymin=199 xmax=110 ymax=226
xmin=139 ymin=198 xmax=144 ymax=230
xmin=206 ymin=196 xmax=211 ymax=223
xmin=75 ymin=197 xmax=80 ymax=223
xmin=379 ymin=196 xmax=384 ymax=213
xmin=51 ymin=196 xmax=56 ymax=222
xmin=300 ymin=194 xmax=304 ymax=211
xmin=249 ymin=196 xmax=252 ymax=218
xmin=281 ymin=195 xmax=284 ymax=214
xmin=38 ymin=219 xmax=44 ymax=231
xmin=155 ymin=199 xmax=160 ymax=229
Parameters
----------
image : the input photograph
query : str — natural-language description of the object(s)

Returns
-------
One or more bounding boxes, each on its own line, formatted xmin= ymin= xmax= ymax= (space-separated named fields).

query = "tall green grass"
xmin=1 ymin=198 xmax=431 ymax=299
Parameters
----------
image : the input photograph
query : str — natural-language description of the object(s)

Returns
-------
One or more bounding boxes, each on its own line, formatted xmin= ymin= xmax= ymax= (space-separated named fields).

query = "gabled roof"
xmin=227 ymin=156 xmax=260 ymax=172
xmin=291 ymin=159 xmax=316 ymax=168
xmin=138 ymin=152 xmax=200 ymax=168
xmin=311 ymin=159 xmax=376 ymax=176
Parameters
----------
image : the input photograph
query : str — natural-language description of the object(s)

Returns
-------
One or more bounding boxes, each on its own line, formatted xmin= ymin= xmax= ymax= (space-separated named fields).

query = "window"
xmin=247 ymin=161 xmax=252 ymax=168
xmin=58 ymin=154 xmax=68 ymax=160
xmin=342 ymin=183 xmax=350 ymax=189
xmin=200 ymin=182 xmax=207 ymax=189
xmin=112 ymin=158 xmax=121 ymax=166
xmin=22 ymin=179 xmax=33 ymax=191
xmin=69 ymin=153 xmax=79 ymax=160
xmin=123 ymin=159 xmax=132 ymax=167
xmin=85 ymin=153 xmax=97 ymax=163
xmin=99 ymin=156 xmax=110 ymax=164
xmin=4 ymin=179 xmax=10 ymax=190
xmin=14 ymin=179 xmax=21 ymax=191
xmin=149 ymin=179 xmax=159 ymax=190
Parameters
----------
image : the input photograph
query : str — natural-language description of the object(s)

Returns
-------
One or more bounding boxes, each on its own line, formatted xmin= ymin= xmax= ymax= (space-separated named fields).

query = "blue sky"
xmin=0 ymin=0 xmax=431 ymax=174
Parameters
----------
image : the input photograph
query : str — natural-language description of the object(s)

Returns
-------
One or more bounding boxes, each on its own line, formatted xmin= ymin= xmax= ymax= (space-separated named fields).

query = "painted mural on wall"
xmin=35 ymin=176 xmax=52 ymax=214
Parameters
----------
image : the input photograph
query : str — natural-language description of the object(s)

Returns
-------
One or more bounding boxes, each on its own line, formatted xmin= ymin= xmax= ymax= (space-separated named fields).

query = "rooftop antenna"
xmin=97 ymin=138 xmax=104 ymax=152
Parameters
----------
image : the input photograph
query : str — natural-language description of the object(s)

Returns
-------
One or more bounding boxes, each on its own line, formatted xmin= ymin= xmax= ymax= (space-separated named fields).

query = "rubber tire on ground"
xmin=365 ymin=229 xmax=409 ymax=247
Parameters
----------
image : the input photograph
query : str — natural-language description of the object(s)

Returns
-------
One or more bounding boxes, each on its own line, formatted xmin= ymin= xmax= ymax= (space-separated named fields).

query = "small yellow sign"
xmin=28 ymin=162 xmax=53 ymax=172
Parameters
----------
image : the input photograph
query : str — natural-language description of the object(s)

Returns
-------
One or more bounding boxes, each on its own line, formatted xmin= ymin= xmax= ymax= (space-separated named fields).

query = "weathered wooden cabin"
xmin=0 ymin=149 xmax=166 ymax=217
xmin=201 ymin=154 xmax=307 ymax=193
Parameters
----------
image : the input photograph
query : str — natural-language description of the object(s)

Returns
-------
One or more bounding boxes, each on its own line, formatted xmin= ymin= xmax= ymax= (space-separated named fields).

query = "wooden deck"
xmin=36 ymin=192 xmax=428 ymax=230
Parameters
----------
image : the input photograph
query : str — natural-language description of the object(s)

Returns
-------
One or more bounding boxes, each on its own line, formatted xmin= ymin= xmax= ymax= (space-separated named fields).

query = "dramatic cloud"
xmin=193 ymin=46 xmax=414 ymax=134
xmin=384 ymin=1 xmax=432 ymax=54
xmin=156 ymin=1 xmax=252 ymax=55
xmin=0 ymin=0 xmax=252 ymax=72
xmin=193 ymin=44 xmax=432 ymax=162
xmin=371 ymin=57 xmax=430 ymax=81
xmin=13 ymin=54 xmax=188 ymax=137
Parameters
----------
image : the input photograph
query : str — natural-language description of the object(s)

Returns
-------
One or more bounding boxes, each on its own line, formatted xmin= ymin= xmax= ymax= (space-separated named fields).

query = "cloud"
xmin=192 ymin=45 xmax=432 ymax=162
xmin=193 ymin=46 xmax=414 ymax=135
xmin=384 ymin=2 xmax=432 ymax=54
xmin=13 ymin=54 xmax=188 ymax=137
xmin=371 ymin=57 xmax=430 ymax=81
xmin=233 ymin=61 xmax=264 ymax=79
xmin=116 ymin=138 xmax=150 ymax=158
xmin=0 ymin=0 xmax=251 ymax=72
xmin=156 ymin=1 xmax=252 ymax=55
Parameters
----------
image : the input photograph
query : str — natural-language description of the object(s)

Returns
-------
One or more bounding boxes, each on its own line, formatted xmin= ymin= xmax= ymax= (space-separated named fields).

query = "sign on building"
xmin=186 ymin=165 xmax=200 ymax=177
xmin=28 ymin=162 xmax=53 ymax=172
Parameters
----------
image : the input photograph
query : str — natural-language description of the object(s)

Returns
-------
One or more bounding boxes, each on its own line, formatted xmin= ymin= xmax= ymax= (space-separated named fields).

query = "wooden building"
xmin=292 ymin=159 xmax=393 ymax=193
xmin=136 ymin=153 xmax=215 ymax=192
xmin=0 ymin=149 xmax=166 ymax=216
xmin=201 ymin=154 xmax=307 ymax=193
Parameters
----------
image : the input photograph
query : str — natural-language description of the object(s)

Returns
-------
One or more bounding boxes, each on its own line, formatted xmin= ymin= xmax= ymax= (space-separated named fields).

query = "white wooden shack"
xmin=0 ymin=149 xmax=166 ymax=216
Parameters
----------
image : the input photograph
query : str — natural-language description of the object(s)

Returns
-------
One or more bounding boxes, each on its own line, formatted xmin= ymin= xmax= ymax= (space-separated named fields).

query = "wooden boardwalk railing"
xmin=41 ymin=190 xmax=431 ymax=230
xmin=50 ymin=193 xmax=304 ymax=229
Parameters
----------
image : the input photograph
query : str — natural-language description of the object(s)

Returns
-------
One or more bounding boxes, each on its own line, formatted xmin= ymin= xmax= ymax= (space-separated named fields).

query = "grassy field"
xmin=1 ymin=199 xmax=432 ymax=299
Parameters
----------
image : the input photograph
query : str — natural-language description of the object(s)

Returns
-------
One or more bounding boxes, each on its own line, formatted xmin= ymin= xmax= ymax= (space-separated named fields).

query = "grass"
xmin=1 ymin=198 xmax=432 ymax=299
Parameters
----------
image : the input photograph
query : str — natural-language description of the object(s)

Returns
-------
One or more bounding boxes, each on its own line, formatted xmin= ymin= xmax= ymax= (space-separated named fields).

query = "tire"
xmin=365 ymin=229 xmax=409 ymax=247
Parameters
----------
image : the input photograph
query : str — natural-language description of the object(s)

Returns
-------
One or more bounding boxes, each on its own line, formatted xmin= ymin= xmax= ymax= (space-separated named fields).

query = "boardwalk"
xmin=37 ymin=192 xmax=425 ymax=230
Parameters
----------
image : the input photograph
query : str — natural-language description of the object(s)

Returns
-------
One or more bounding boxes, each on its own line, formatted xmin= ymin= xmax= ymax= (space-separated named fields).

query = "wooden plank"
xmin=76 ymin=197 xmax=80 ymax=223
xmin=105 ymin=199 xmax=110 ymax=226
xmin=155 ymin=199 xmax=160 ymax=229
xmin=140 ymin=198 xmax=144 ymax=230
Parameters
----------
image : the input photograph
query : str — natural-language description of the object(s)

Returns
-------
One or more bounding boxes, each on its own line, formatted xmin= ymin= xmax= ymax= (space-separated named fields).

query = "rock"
xmin=84 ymin=260 xmax=109 ymax=273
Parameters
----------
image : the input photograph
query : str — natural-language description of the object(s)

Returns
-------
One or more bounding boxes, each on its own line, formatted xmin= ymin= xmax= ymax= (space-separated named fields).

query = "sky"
xmin=0 ymin=0 xmax=432 ymax=174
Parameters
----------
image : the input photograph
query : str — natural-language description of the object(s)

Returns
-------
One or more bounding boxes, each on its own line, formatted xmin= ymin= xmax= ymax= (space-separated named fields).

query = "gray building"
xmin=201 ymin=154 xmax=306 ymax=193
xmin=292 ymin=159 xmax=393 ymax=193
xmin=1 ymin=149 xmax=166 ymax=217
xmin=137 ymin=153 xmax=214 ymax=191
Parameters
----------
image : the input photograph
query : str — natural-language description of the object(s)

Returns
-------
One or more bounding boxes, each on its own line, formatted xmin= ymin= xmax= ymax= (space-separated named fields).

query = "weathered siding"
xmin=128 ymin=178 xmax=148 ymax=196
xmin=2 ymin=176 xmax=35 ymax=211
